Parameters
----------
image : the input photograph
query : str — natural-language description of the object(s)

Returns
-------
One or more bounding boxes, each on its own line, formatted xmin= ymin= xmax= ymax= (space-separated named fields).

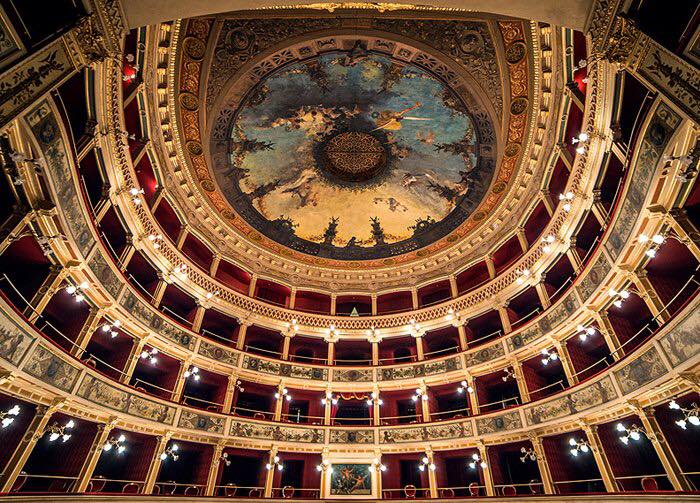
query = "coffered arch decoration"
xmin=174 ymin=17 xmax=535 ymax=268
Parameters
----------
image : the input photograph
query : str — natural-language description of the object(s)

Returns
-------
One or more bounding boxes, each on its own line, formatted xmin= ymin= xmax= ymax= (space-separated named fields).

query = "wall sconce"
xmin=408 ymin=318 xmax=424 ymax=337
xmin=44 ymin=419 xmax=75 ymax=443
xmin=183 ymin=366 xmax=200 ymax=381
xmin=327 ymin=323 xmax=339 ymax=338
xmin=367 ymin=392 xmax=383 ymax=406
xmin=0 ymin=405 xmax=20 ymax=428
xmin=140 ymin=347 xmax=159 ymax=365
xmin=321 ymin=391 xmax=338 ymax=406
xmin=147 ymin=233 xmax=163 ymax=249
xmin=275 ymin=388 xmax=292 ymax=401
xmin=520 ymin=447 xmax=538 ymax=463
xmin=608 ymin=288 xmax=630 ymax=308
xmin=160 ymin=443 xmax=179 ymax=461
xmin=169 ymin=264 xmax=188 ymax=282
xmin=128 ymin=187 xmax=144 ymax=205
xmin=457 ymin=380 xmax=474 ymax=394
xmin=103 ymin=434 xmax=127 ymax=454
xmin=616 ymin=423 xmax=647 ymax=444
xmin=101 ymin=319 xmax=121 ymax=339
xmin=370 ymin=458 xmax=387 ymax=472
xmin=571 ymin=132 xmax=589 ymax=155
xmin=515 ymin=268 xmax=531 ymax=285
xmin=576 ymin=325 xmax=596 ymax=342
xmin=559 ymin=191 xmax=575 ymax=212
xmin=502 ymin=367 xmax=516 ymax=381
xmin=638 ymin=233 xmax=665 ymax=259
xmin=412 ymin=388 xmax=428 ymax=402
xmin=287 ymin=319 xmax=300 ymax=334
xmin=669 ymin=400 xmax=700 ymax=429
xmin=541 ymin=234 xmax=556 ymax=253
xmin=220 ymin=452 xmax=231 ymax=466
xmin=568 ymin=438 xmax=590 ymax=456
xmin=205 ymin=290 xmax=220 ymax=300
xmin=266 ymin=455 xmax=283 ymax=471
xmin=233 ymin=379 xmax=245 ymax=392
xmin=541 ymin=348 xmax=559 ymax=366
xmin=65 ymin=281 xmax=89 ymax=303
xmin=316 ymin=459 xmax=333 ymax=473
xmin=418 ymin=456 xmax=435 ymax=472
xmin=468 ymin=453 xmax=487 ymax=469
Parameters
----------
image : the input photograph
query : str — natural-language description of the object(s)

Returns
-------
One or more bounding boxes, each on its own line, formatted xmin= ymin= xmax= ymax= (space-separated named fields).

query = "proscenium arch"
xmin=120 ymin=0 xmax=595 ymax=30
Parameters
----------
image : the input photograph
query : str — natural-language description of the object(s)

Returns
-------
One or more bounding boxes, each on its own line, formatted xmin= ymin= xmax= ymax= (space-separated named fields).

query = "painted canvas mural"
xmin=217 ymin=49 xmax=495 ymax=259
xmin=329 ymin=463 xmax=372 ymax=496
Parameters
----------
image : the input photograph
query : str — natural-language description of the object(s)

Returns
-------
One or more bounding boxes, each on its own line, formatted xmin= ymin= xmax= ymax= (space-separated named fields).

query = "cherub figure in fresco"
xmin=340 ymin=40 xmax=369 ymax=67
xmin=372 ymin=102 xmax=431 ymax=132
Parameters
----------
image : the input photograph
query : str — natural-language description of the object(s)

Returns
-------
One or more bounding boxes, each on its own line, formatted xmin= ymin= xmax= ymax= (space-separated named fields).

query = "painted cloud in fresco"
xmin=224 ymin=52 xmax=479 ymax=247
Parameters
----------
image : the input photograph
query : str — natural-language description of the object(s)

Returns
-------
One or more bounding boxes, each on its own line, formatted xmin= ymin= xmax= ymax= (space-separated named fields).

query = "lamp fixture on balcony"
xmin=266 ymin=455 xmax=283 ymax=471
xmin=457 ymin=380 xmax=474 ymax=394
xmin=316 ymin=459 xmax=333 ymax=473
xmin=515 ymin=268 xmax=531 ymax=285
xmin=502 ymin=367 xmax=516 ymax=381
xmin=205 ymin=290 xmax=219 ymax=300
xmin=327 ymin=323 xmax=339 ymax=338
xmin=0 ymin=404 xmax=20 ymax=428
xmin=44 ymin=419 xmax=75 ymax=443
xmin=321 ymin=391 xmax=339 ymax=406
xmin=183 ymin=366 xmax=200 ymax=381
xmin=169 ymin=264 xmax=188 ymax=281
xmin=367 ymin=392 xmax=383 ymax=406
xmin=147 ymin=233 xmax=163 ymax=249
xmin=520 ymin=446 xmax=539 ymax=463
xmin=101 ymin=319 xmax=121 ymax=338
xmin=128 ymin=187 xmax=144 ymax=205
xmin=638 ymin=233 xmax=665 ymax=259
xmin=160 ymin=443 xmax=179 ymax=461
xmin=571 ymin=132 xmax=590 ymax=155
xmin=140 ymin=347 xmax=158 ymax=365
xmin=541 ymin=348 xmax=559 ymax=366
xmin=616 ymin=422 xmax=647 ymax=444
xmin=233 ymin=379 xmax=245 ymax=392
xmin=576 ymin=324 xmax=596 ymax=342
xmin=220 ymin=452 xmax=231 ymax=466
xmin=559 ymin=191 xmax=575 ymax=212
xmin=103 ymin=434 xmax=127 ymax=454
xmin=669 ymin=400 xmax=700 ymax=429
xmin=275 ymin=388 xmax=292 ymax=401
xmin=65 ymin=281 xmax=89 ymax=302
xmin=408 ymin=318 xmax=424 ymax=337
xmin=468 ymin=453 xmax=487 ymax=469
xmin=370 ymin=458 xmax=387 ymax=472
xmin=287 ymin=319 xmax=300 ymax=334
xmin=608 ymin=288 xmax=630 ymax=308
xmin=568 ymin=437 xmax=590 ymax=456
xmin=418 ymin=455 xmax=435 ymax=472
xmin=412 ymin=388 xmax=428 ymax=402
xmin=541 ymin=234 xmax=556 ymax=253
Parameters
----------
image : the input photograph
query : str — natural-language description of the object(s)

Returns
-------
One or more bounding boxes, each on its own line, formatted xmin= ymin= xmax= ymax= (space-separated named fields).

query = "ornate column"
xmin=73 ymin=417 xmax=118 ymax=492
xmin=552 ymin=339 xmax=578 ymax=385
xmin=516 ymin=227 xmax=528 ymax=253
xmin=579 ymin=421 xmax=618 ymax=492
xmin=120 ymin=337 xmax=147 ymax=384
xmin=248 ymin=274 xmax=257 ymax=297
xmin=529 ymin=434 xmax=555 ymax=495
xmin=535 ymin=276 xmax=552 ymax=309
xmin=410 ymin=287 xmax=419 ymax=309
xmin=235 ymin=321 xmax=250 ymax=350
xmin=464 ymin=373 xmax=478 ymax=416
xmin=118 ymin=233 xmax=136 ymax=271
xmin=628 ymin=401 xmax=691 ymax=491
xmin=142 ymin=432 xmax=173 ymax=494
xmin=372 ymin=384 xmax=381 ymax=426
xmin=418 ymin=382 xmax=431 ymax=423
xmin=590 ymin=189 xmax=609 ymax=227
xmin=222 ymin=373 xmax=239 ymax=414
xmin=485 ymin=256 xmax=496 ymax=279
xmin=449 ymin=275 xmax=458 ymax=298
xmin=629 ymin=269 xmax=670 ymax=323
xmin=371 ymin=341 xmax=379 ymax=365
xmin=175 ymin=224 xmax=188 ymax=249
xmin=209 ymin=254 xmax=221 ymax=276
xmin=204 ymin=440 xmax=227 ymax=496
xmin=371 ymin=293 xmax=377 ymax=315
xmin=566 ymin=238 xmax=583 ymax=271
xmin=281 ymin=332 xmax=293 ymax=360
xmin=25 ymin=264 xmax=66 ymax=322
xmin=498 ymin=303 xmax=512 ymax=334
xmin=476 ymin=442 xmax=495 ymax=496
xmin=150 ymin=272 xmax=168 ymax=308
xmin=456 ymin=325 xmax=468 ymax=350
xmin=191 ymin=301 xmax=206 ymax=333
xmin=70 ymin=306 xmax=104 ymax=357
xmin=288 ymin=287 xmax=297 ymax=309
xmin=323 ymin=386 xmax=332 ymax=426
xmin=263 ymin=446 xmax=279 ymax=498
xmin=0 ymin=398 xmax=64 ymax=492
xmin=667 ymin=208 xmax=700 ymax=262
xmin=171 ymin=360 xmax=190 ymax=402
xmin=330 ymin=293 xmax=337 ymax=315
xmin=273 ymin=382 xmax=286 ymax=421
xmin=327 ymin=339 xmax=335 ymax=365
xmin=510 ymin=359 xmax=530 ymax=403
xmin=592 ymin=311 xmax=622 ymax=359
xmin=539 ymin=190 xmax=555 ymax=216
xmin=425 ymin=449 xmax=438 ymax=498
xmin=414 ymin=334 xmax=425 ymax=361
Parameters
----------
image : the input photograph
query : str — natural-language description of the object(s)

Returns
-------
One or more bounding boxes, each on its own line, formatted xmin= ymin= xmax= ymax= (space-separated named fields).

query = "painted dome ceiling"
xmin=216 ymin=51 xmax=491 ymax=259
xmin=171 ymin=16 xmax=540 ymax=273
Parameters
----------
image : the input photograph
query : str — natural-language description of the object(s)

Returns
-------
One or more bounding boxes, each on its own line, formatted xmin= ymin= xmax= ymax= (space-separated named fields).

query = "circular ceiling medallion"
xmin=212 ymin=51 xmax=497 ymax=260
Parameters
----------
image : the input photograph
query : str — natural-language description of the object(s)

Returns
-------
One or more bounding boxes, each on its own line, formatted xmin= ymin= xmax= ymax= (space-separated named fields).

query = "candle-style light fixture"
xmin=412 ymin=387 xmax=428 ymax=402
xmin=44 ymin=419 xmax=75 ymax=443
xmin=160 ymin=443 xmax=179 ymax=461
xmin=568 ymin=437 xmax=590 ymax=456
xmin=101 ymin=319 xmax=121 ymax=339
xmin=0 ymin=405 xmax=20 ymax=428
xmin=140 ymin=347 xmax=159 ymax=365
xmin=366 ymin=392 xmax=383 ymax=407
xmin=515 ymin=268 xmax=531 ymax=285
xmin=468 ymin=453 xmax=487 ymax=470
xmin=559 ymin=191 xmax=575 ymax=212
xmin=541 ymin=234 xmax=556 ymax=253
xmin=457 ymin=380 xmax=474 ymax=394
xmin=220 ymin=452 xmax=231 ymax=466
xmin=638 ymin=233 xmax=666 ymax=259
xmin=103 ymin=434 xmax=127 ymax=454
xmin=669 ymin=400 xmax=700 ymax=429
xmin=520 ymin=446 xmax=538 ymax=463
xmin=616 ymin=422 xmax=647 ymax=444
xmin=502 ymin=367 xmax=516 ymax=381
xmin=184 ymin=366 xmax=200 ymax=381
xmin=316 ymin=459 xmax=332 ymax=473
xmin=370 ymin=458 xmax=387 ymax=472
xmin=418 ymin=455 xmax=435 ymax=472
xmin=576 ymin=324 xmax=596 ymax=342
xmin=266 ymin=455 xmax=284 ymax=471
xmin=65 ymin=281 xmax=89 ymax=303
xmin=608 ymin=288 xmax=630 ymax=308
xmin=275 ymin=388 xmax=292 ymax=401
xmin=321 ymin=391 xmax=339 ymax=406
xmin=541 ymin=348 xmax=559 ymax=366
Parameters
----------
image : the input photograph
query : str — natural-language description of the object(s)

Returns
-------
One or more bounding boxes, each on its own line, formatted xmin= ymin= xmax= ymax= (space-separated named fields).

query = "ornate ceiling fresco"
xmin=217 ymin=51 xmax=491 ymax=259
xmin=171 ymin=15 xmax=541 ymax=272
